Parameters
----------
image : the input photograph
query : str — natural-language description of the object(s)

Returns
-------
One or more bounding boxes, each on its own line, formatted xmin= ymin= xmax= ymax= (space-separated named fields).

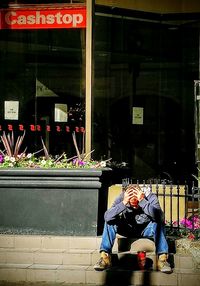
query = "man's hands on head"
xmin=123 ymin=184 xmax=145 ymax=207
xmin=123 ymin=186 xmax=134 ymax=205
xmin=132 ymin=186 xmax=145 ymax=202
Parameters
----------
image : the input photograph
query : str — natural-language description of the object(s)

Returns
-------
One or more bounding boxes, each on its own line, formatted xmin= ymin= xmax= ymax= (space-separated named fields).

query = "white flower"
xmin=10 ymin=157 xmax=16 ymax=163
xmin=4 ymin=155 xmax=10 ymax=161
xmin=100 ymin=161 xmax=106 ymax=167
xmin=27 ymin=153 xmax=32 ymax=159
xmin=17 ymin=153 xmax=25 ymax=158
xmin=8 ymin=163 xmax=14 ymax=167
xmin=40 ymin=160 xmax=46 ymax=166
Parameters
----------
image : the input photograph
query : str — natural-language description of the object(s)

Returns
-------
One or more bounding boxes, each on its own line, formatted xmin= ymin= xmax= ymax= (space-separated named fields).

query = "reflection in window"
xmin=93 ymin=9 xmax=199 ymax=183
xmin=0 ymin=25 xmax=86 ymax=157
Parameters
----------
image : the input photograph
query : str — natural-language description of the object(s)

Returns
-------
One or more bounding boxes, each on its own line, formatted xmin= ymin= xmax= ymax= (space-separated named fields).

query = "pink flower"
xmin=0 ymin=154 xmax=4 ymax=164
xmin=187 ymin=233 xmax=195 ymax=240
xmin=180 ymin=215 xmax=200 ymax=230
xmin=172 ymin=220 xmax=178 ymax=227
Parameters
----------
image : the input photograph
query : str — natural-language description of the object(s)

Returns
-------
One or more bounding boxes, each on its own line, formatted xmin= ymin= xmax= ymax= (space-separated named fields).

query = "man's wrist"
xmin=138 ymin=194 xmax=145 ymax=202
xmin=123 ymin=200 xmax=129 ymax=205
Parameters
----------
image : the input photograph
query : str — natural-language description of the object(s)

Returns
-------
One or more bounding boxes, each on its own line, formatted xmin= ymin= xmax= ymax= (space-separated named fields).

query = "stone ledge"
xmin=175 ymin=238 xmax=200 ymax=269
xmin=0 ymin=262 xmax=199 ymax=285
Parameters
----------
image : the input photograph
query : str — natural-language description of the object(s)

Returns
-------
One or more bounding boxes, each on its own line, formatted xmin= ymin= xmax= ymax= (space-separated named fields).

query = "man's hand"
xmin=132 ymin=186 xmax=145 ymax=202
xmin=123 ymin=187 xmax=134 ymax=205
xmin=123 ymin=185 xmax=145 ymax=207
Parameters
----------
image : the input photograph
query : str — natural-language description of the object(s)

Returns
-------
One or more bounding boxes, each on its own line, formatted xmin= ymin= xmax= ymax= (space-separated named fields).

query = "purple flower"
xmin=0 ymin=154 xmax=4 ymax=164
xmin=77 ymin=160 xmax=86 ymax=166
xmin=72 ymin=158 xmax=86 ymax=167
xmin=72 ymin=159 xmax=77 ymax=165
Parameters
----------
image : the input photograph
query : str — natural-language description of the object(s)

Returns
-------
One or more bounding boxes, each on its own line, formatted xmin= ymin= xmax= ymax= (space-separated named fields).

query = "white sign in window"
xmin=132 ymin=107 xmax=144 ymax=125
xmin=4 ymin=101 xmax=19 ymax=120
xmin=54 ymin=103 xmax=68 ymax=122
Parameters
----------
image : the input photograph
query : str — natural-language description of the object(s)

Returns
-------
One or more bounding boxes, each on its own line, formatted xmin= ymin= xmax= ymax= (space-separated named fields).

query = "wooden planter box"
xmin=0 ymin=168 xmax=111 ymax=236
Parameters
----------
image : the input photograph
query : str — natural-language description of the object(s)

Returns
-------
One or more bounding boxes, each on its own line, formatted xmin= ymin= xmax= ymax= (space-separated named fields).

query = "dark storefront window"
xmin=0 ymin=1 xmax=86 ymax=157
xmin=1 ymin=1 xmax=200 ymax=183
xmin=93 ymin=7 xmax=200 ymax=183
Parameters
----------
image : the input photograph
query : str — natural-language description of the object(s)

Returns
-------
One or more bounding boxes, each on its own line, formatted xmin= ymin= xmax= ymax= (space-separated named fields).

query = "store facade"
xmin=1 ymin=0 xmax=200 ymax=183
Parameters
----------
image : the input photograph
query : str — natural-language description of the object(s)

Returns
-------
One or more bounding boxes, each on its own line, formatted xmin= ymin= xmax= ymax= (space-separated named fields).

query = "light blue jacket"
xmin=104 ymin=187 xmax=164 ymax=225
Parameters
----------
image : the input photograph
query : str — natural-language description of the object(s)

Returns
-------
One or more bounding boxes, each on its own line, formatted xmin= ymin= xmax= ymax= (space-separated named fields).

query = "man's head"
xmin=124 ymin=184 xmax=145 ymax=208
xmin=129 ymin=195 xmax=139 ymax=208
xmin=125 ymin=184 xmax=139 ymax=208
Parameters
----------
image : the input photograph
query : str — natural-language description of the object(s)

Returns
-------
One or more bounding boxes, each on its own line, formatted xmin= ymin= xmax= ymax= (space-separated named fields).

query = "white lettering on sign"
xmin=0 ymin=5 xmax=86 ymax=30
xmin=4 ymin=10 xmax=84 ymax=27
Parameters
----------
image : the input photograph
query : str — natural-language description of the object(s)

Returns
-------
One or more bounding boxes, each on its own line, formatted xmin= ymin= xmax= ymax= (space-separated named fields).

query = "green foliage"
xmin=0 ymin=131 xmax=109 ymax=169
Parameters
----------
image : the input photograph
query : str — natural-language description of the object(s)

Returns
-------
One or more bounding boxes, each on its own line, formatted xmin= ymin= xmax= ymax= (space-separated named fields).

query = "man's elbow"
xmin=104 ymin=212 xmax=110 ymax=222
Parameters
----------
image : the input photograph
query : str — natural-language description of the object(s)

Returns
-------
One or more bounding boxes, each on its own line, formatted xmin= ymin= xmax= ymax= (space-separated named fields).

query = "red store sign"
xmin=0 ymin=5 xmax=86 ymax=29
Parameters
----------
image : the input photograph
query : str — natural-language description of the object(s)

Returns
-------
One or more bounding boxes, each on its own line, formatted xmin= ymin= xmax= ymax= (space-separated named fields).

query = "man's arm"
xmin=104 ymin=188 xmax=134 ymax=223
xmin=138 ymin=190 xmax=164 ymax=221
xmin=130 ymin=185 xmax=163 ymax=221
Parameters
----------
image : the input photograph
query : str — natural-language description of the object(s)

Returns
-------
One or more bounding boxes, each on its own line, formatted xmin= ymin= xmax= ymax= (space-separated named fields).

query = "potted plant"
xmin=0 ymin=131 xmax=112 ymax=236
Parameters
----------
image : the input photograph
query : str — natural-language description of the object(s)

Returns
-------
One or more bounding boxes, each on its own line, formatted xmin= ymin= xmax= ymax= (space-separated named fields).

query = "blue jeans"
xmin=100 ymin=221 xmax=168 ymax=255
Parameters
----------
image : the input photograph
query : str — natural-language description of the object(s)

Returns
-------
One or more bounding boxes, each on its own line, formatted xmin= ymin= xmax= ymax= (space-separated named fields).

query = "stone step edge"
xmin=0 ymin=247 xmax=156 ymax=253
xmin=0 ymin=234 xmax=103 ymax=251
xmin=0 ymin=248 xmax=98 ymax=253
xmin=0 ymin=263 xmax=198 ymax=274
xmin=0 ymin=247 xmax=194 ymax=259
xmin=0 ymin=247 xmax=192 ymax=256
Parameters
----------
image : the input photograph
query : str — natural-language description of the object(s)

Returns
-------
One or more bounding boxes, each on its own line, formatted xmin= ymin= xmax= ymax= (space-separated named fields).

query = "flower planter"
xmin=0 ymin=168 xmax=112 ymax=236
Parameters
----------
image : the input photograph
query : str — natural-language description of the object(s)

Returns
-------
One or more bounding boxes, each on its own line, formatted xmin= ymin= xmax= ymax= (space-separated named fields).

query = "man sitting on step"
xmin=94 ymin=184 xmax=172 ymax=273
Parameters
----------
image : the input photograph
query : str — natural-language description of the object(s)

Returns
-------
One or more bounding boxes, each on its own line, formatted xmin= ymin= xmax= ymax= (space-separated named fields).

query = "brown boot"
xmin=157 ymin=253 xmax=172 ymax=274
xmin=93 ymin=251 xmax=112 ymax=271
